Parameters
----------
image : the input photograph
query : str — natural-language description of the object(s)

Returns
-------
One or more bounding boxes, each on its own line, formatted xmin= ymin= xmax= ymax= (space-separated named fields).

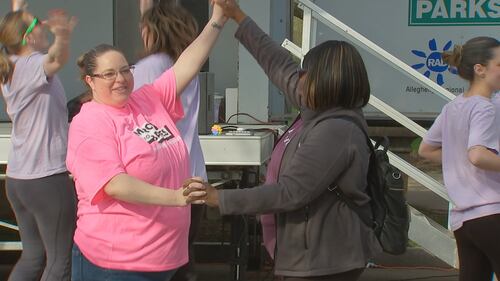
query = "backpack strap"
xmin=327 ymin=184 xmax=373 ymax=227
xmin=327 ymin=115 xmax=375 ymax=228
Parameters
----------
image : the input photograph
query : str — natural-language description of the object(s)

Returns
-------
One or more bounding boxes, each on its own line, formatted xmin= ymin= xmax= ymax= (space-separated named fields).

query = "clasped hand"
xmin=182 ymin=177 xmax=219 ymax=207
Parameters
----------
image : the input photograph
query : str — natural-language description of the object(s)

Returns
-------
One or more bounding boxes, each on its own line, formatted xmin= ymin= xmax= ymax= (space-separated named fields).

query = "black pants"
xmin=170 ymin=204 xmax=205 ymax=281
xmin=454 ymin=214 xmax=500 ymax=281
xmin=281 ymin=268 xmax=364 ymax=281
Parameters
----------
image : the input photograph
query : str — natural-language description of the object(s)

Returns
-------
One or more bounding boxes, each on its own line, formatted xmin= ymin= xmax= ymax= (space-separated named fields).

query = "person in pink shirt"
xmin=66 ymin=4 xmax=226 ymax=281
xmin=419 ymin=37 xmax=500 ymax=281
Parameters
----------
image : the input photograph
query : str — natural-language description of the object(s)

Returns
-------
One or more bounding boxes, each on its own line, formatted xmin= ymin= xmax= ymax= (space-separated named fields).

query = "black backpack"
xmin=329 ymin=116 xmax=410 ymax=255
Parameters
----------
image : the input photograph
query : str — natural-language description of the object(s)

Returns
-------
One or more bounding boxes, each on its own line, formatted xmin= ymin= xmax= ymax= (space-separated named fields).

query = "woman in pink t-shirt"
xmin=66 ymin=4 xmax=226 ymax=281
xmin=420 ymin=37 xmax=500 ymax=281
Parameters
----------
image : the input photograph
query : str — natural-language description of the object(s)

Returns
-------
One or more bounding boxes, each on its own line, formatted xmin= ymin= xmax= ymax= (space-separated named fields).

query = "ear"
xmin=473 ymin=63 xmax=486 ymax=79
xmin=25 ymin=33 xmax=34 ymax=46
xmin=85 ymin=75 xmax=96 ymax=92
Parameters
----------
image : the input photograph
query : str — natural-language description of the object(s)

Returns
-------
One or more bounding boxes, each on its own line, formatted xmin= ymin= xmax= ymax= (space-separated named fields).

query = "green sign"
xmin=409 ymin=0 xmax=500 ymax=26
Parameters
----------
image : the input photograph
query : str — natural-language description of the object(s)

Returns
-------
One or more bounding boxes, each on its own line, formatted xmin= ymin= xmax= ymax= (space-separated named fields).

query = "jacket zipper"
xmin=304 ymin=205 xmax=309 ymax=249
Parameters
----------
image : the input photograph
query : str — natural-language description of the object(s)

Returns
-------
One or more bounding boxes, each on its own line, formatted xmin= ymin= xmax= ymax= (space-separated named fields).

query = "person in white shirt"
xmin=134 ymin=1 xmax=207 ymax=280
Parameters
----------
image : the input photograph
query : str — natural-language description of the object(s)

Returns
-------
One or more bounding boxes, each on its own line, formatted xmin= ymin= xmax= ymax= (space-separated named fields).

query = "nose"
xmin=115 ymin=71 xmax=128 ymax=82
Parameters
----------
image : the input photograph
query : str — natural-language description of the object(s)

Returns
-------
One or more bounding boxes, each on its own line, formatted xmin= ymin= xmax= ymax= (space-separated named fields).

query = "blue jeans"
xmin=72 ymin=245 xmax=177 ymax=281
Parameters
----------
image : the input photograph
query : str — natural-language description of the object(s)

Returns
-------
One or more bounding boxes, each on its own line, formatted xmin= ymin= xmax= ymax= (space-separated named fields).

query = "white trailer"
xmin=310 ymin=0 xmax=499 ymax=119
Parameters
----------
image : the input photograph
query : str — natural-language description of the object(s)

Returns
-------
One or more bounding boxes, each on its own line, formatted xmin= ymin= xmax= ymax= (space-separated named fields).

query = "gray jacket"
xmin=218 ymin=17 xmax=381 ymax=277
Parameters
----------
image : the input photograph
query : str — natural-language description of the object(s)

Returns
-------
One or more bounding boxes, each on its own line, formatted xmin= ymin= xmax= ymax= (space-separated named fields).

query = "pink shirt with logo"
xmin=66 ymin=69 xmax=190 ymax=271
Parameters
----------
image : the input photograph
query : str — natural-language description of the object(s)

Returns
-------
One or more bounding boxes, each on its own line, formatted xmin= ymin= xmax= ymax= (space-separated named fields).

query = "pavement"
xmin=193 ymin=247 xmax=460 ymax=281
xmin=0 ymin=255 xmax=461 ymax=281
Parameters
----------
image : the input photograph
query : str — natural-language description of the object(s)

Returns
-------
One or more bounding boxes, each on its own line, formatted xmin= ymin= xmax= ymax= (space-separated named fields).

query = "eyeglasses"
xmin=21 ymin=17 xmax=41 ymax=46
xmin=91 ymin=65 xmax=135 ymax=81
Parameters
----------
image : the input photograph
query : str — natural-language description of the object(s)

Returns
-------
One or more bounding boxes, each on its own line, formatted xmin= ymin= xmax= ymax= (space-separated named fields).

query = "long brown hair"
xmin=140 ymin=2 xmax=198 ymax=61
xmin=302 ymin=40 xmax=370 ymax=111
xmin=442 ymin=37 xmax=499 ymax=82
xmin=0 ymin=11 xmax=28 ymax=83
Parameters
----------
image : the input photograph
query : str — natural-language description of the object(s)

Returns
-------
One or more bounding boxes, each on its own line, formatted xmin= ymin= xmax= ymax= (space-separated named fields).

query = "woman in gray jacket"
xmin=188 ymin=1 xmax=381 ymax=280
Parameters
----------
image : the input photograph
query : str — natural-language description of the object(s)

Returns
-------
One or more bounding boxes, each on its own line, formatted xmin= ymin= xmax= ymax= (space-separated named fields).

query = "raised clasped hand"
xmin=211 ymin=0 xmax=239 ymax=20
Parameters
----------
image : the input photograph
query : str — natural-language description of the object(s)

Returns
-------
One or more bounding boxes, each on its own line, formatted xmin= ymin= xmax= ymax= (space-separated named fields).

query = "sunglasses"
xmin=21 ymin=17 xmax=41 ymax=46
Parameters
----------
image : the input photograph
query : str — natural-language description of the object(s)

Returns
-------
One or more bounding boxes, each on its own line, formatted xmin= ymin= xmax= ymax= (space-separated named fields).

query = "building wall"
xmin=0 ymin=0 xmax=290 ymax=122
xmin=0 ymin=0 xmax=114 ymax=121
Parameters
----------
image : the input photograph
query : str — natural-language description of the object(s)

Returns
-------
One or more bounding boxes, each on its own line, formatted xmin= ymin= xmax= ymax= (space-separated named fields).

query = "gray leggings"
xmin=6 ymin=172 xmax=77 ymax=281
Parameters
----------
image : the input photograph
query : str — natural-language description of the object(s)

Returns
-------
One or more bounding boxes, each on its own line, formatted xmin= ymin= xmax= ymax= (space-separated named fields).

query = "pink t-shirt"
xmin=66 ymin=69 xmax=190 ymax=271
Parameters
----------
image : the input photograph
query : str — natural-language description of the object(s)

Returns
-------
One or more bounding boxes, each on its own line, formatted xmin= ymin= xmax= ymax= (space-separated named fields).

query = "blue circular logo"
xmin=426 ymin=52 xmax=447 ymax=73
xmin=411 ymin=39 xmax=458 ymax=86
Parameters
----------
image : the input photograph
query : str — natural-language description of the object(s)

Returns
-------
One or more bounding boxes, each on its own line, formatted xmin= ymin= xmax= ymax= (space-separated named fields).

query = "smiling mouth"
xmin=112 ymin=86 xmax=129 ymax=93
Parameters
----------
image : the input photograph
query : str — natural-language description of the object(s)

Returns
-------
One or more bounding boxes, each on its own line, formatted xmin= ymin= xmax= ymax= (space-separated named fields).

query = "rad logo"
xmin=411 ymin=38 xmax=458 ymax=85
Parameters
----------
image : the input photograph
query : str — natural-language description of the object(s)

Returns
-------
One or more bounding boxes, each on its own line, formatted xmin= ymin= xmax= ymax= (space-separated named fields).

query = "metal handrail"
xmin=0 ymin=221 xmax=18 ymax=231
xmin=297 ymin=0 xmax=456 ymax=101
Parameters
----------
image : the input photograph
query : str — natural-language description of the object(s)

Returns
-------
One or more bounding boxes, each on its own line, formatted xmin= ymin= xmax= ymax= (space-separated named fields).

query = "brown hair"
xmin=77 ymin=44 xmax=123 ymax=87
xmin=302 ymin=40 xmax=370 ymax=111
xmin=140 ymin=2 xmax=198 ymax=61
xmin=442 ymin=36 xmax=499 ymax=82
xmin=0 ymin=52 xmax=12 ymax=84
xmin=0 ymin=11 xmax=29 ymax=83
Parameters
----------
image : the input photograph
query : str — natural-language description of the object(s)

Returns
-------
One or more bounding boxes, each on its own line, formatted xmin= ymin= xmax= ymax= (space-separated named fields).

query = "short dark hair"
xmin=302 ymin=40 xmax=370 ymax=111
xmin=442 ymin=36 xmax=499 ymax=82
